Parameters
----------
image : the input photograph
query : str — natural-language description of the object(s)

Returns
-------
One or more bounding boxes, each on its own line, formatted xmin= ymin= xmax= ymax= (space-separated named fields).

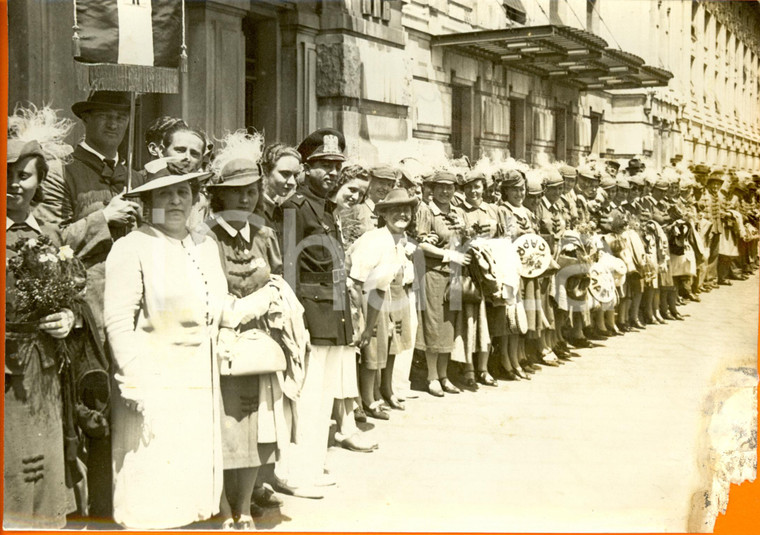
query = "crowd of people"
xmin=5 ymin=90 xmax=759 ymax=530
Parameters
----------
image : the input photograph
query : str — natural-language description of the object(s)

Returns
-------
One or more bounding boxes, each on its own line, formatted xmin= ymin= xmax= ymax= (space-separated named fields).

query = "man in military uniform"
xmin=558 ymin=164 xmax=579 ymax=228
xmin=277 ymin=128 xmax=376 ymax=497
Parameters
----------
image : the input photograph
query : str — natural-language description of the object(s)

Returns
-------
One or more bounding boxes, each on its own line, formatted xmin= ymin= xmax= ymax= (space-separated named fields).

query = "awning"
xmin=431 ymin=24 xmax=672 ymax=90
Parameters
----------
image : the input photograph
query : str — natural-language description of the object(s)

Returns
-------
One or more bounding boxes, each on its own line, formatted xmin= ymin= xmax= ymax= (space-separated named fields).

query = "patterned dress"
xmin=209 ymin=216 xmax=282 ymax=469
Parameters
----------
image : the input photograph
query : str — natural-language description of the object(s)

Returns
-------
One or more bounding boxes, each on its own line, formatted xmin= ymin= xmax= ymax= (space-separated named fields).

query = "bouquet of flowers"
xmin=8 ymin=235 xmax=86 ymax=322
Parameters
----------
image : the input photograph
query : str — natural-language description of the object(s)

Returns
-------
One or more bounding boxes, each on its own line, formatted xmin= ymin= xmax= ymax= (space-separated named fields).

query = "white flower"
xmin=39 ymin=252 xmax=59 ymax=264
xmin=27 ymin=238 xmax=38 ymax=248
xmin=57 ymin=245 xmax=74 ymax=261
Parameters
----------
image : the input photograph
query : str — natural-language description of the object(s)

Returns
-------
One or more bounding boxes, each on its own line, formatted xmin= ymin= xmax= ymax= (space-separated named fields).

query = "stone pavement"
xmin=255 ymin=276 xmax=758 ymax=533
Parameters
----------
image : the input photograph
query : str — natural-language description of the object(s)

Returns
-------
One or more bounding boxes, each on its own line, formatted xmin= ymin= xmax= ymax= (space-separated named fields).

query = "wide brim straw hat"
xmin=124 ymin=158 xmax=211 ymax=197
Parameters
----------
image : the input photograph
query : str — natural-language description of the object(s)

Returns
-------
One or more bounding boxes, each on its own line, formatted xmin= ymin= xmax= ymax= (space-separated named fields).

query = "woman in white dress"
xmin=104 ymin=159 xmax=275 ymax=529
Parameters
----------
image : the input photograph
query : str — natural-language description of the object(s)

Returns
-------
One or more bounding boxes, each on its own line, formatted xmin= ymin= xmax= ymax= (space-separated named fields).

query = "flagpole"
xmin=126 ymin=91 xmax=136 ymax=193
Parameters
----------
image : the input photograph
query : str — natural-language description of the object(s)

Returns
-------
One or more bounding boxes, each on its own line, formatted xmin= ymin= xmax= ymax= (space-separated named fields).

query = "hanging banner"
xmin=73 ymin=0 xmax=185 ymax=93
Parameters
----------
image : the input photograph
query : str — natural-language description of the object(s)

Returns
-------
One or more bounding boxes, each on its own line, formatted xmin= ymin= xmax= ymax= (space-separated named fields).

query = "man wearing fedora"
xmin=35 ymin=90 xmax=143 ymax=521
xmin=275 ymin=128 xmax=376 ymax=498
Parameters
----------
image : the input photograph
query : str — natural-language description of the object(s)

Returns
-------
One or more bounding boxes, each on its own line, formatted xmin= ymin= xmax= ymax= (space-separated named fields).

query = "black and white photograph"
xmin=3 ymin=0 xmax=759 ymax=531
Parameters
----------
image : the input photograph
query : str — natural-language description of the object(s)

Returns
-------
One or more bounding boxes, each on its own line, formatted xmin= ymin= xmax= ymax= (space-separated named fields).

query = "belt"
xmin=300 ymin=268 xmax=347 ymax=284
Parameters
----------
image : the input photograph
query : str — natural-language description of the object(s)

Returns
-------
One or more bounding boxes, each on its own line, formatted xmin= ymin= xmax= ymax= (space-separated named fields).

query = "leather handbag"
xmin=217 ymin=327 xmax=287 ymax=376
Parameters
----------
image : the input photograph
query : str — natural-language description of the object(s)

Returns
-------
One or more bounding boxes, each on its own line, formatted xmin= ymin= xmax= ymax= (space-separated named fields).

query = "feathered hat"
xmin=8 ymin=103 xmax=75 ymax=165
xmin=208 ymin=130 xmax=265 ymax=188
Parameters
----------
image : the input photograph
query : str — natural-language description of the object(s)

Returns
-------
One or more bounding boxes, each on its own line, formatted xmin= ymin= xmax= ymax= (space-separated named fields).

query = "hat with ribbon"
xmin=72 ymin=91 xmax=131 ymax=119
xmin=297 ymin=128 xmax=346 ymax=163
xmin=375 ymin=188 xmax=420 ymax=210
xmin=124 ymin=158 xmax=211 ymax=197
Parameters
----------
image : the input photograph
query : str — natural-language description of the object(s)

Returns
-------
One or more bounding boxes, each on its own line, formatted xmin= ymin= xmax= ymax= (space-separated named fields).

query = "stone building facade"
xmin=8 ymin=0 xmax=760 ymax=170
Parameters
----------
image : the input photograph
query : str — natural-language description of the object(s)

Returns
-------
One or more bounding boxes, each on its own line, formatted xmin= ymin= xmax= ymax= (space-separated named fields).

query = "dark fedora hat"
xmin=375 ymin=188 xmax=419 ymax=210
xmin=72 ymin=91 xmax=131 ymax=119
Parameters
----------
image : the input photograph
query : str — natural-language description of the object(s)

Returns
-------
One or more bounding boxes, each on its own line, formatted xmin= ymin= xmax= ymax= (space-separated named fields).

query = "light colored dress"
xmin=348 ymin=226 xmax=415 ymax=368
xmin=104 ymin=225 xmax=229 ymax=530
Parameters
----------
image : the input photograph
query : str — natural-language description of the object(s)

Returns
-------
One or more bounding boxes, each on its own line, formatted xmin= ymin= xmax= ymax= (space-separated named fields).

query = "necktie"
xmin=103 ymin=158 xmax=116 ymax=179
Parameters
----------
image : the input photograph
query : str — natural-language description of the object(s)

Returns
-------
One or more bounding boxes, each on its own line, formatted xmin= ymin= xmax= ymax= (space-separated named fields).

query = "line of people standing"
xmin=5 ymin=90 xmax=759 ymax=530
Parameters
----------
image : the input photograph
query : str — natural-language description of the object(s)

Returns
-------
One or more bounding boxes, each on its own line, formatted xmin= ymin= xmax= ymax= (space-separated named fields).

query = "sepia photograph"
xmin=3 ymin=0 xmax=759 ymax=532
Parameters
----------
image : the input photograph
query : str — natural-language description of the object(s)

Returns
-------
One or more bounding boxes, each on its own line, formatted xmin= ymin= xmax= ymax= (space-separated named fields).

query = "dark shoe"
xmin=538 ymin=358 xmax=560 ymax=367
xmin=502 ymin=370 xmax=520 ymax=381
xmin=363 ymin=404 xmax=390 ymax=420
xmin=718 ymin=280 xmax=732 ymax=286
xmin=461 ymin=373 xmax=479 ymax=391
xmin=631 ymin=319 xmax=645 ymax=330
xmin=440 ymin=378 xmax=461 ymax=394
xmin=587 ymin=330 xmax=608 ymax=341
xmin=428 ymin=380 xmax=444 ymax=397
xmin=383 ymin=395 xmax=405 ymax=411
xmin=353 ymin=405 xmax=367 ymax=423
xmin=516 ymin=368 xmax=532 ymax=380
xmin=252 ymin=485 xmax=284 ymax=508
xmin=568 ymin=337 xmax=591 ymax=349
xmin=670 ymin=311 xmax=684 ymax=320
xmin=477 ymin=371 xmax=498 ymax=386
xmin=272 ymin=476 xmax=324 ymax=499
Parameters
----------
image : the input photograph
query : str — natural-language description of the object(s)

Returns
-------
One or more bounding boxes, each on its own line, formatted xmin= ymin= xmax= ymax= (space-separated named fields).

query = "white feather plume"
xmin=8 ymin=103 xmax=74 ymax=163
xmin=209 ymin=129 xmax=264 ymax=179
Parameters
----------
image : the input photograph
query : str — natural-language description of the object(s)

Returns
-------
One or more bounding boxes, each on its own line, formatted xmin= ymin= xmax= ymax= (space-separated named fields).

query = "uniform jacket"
xmin=281 ymin=185 xmax=353 ymax=346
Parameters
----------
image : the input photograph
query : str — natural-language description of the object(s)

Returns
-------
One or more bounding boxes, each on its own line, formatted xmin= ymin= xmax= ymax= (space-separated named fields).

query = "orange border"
xmin=0 ymin=0 xmax=758 ymax=533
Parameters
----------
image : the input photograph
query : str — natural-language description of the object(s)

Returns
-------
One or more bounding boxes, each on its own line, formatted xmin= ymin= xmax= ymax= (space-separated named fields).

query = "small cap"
xmin=525 ymin=170 xmax=544 ymax=195
xmin=429 ymin=170 xmax=457 ymax=185
xmin=558 ymin=164 xmax=577 ymax=179
xmin=605 ymin=160 xmax=621 ymax=171
xmin=600 ymin=175 xmax=617 ymax=189
xmin=500 ymin=169 xmax=526 ymax=189
xmin=7 ymin=139 xmax=45 ymax=164
xmin=577 ymin=164 xmax=601 ymax=182
xmin=368 ymin=164 xmax=399 ymax=183
xmin=72 ymin=91 xmax=131 ymax=119
xmin=653 ymin=178 xmax=670 ymax=191
xmin=458 ymin=169 xmax=487 ymax=186
xmin=544 ymin=168 xmax=564 ymax=187
xmin=616 ymin=177 xmax=631 ymax=190
xmin=297 ymin=128 xmax=346 ymax=163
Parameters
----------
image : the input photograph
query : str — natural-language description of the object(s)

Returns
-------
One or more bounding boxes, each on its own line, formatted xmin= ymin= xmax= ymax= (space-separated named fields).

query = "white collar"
xmin=462 ymin=200 xmax=487 ymax=211
xmin=541 ymin=197 xmax=552 ymax=210
xmin=6 ymin=214 xmax=42 ymax=233
xmin=80 ymin=141 xmax=118 ymax=163
xmin=215 ymin=215 xmax=251 ymax=242
xmin=428 ymin=201 xmax=446 ymax=216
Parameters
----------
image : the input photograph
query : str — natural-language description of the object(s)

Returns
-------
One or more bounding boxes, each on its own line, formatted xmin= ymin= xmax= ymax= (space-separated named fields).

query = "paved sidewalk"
xmin=256 ymin=276 xmax=758 ymax=532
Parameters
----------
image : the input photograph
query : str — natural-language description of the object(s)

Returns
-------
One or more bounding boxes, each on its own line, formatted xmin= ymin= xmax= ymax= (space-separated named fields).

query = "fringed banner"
xmin=74 ymin=62 xmax=178 ymax=94
xmin=72 ymin=0 xmax=185 ymax=94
